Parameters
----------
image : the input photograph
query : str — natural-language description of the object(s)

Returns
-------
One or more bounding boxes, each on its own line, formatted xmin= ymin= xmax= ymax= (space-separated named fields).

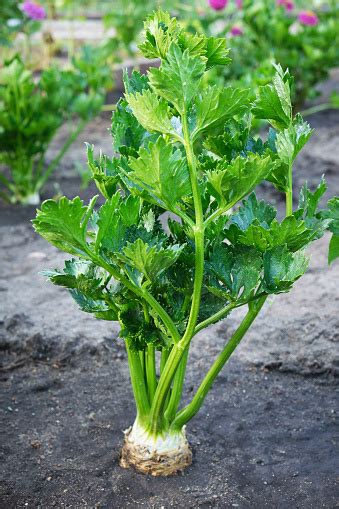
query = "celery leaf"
xmin=128 ymin=136 xmax=191 ymax=209
xmin=148 ymin=44 xmax=205 ymax=115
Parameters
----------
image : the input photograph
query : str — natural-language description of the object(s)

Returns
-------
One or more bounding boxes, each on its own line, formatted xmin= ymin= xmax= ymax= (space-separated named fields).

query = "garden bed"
xmin=0 ymin=102 xmax=338 ymax=507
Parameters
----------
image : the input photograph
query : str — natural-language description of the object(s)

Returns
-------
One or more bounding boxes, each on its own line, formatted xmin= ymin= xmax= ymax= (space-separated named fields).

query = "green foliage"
xmin=0 ymin=0 xmax=41 ymax=47
xmin=139 ymin=10 xmax=183 ymax=59
xmin=139 ymin=8 xmax=230 ymax=68
xmin=33 ymin=12 xmax=335 ymax=439
xmin=321 ymin=197 xmax=339 ymax=264
xmin=33 ymin=14 xmax=331 ymax=344
xmin=43 ymin=259 xmax=119 ymax=320
xmin=111 ymin=72 xmax=153 ymax=154
xmin=0 ymin=52 xmax=111 ymax=205
xmin=119 ymin=239 xmax=184 ymax=281
xmin=298 ymin=177 xmax=327 ymax=219
xmin=178 ymin=0 xmax=339 ymax=110
xmin=229 ymin=193 xmax=276 ymax=230
xmin=328 ymin=235 xmax=339 ymax=265
xmin=206 ymin=154 xmax=275 ymax=210
xmin=226 ymin=191 xmax=329 ymax=252
xmin=207 ymin=244 xmax=262 ymax=301
xmin=128 ymin=137 xmax=191 ymax=210
xmin=33 ymin=196 xmax=96 ymax=256
xmin=148 ymin=44 xmax=205 ymax=115
xmin=192 ymin=86 xmax=252 ymax=138
xmin=253 ymin=64 xmax=292 ymax=129
xmin=87 ymin=146 xmax=122 ymax=199
xmin=263 ymin=246 xmax=308 ymax=294
xmin=275 ymin=114 xmax=313 ymax=166
xmin=72 ymin=44 xmax=114 ymax=97
xmin=103 ymin=1 xmax=174 ymax=56
xmin=126 ymin=89 xmax=178 ymax=138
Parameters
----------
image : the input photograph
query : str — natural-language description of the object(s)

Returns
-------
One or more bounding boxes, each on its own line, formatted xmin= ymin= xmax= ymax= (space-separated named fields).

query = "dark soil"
xmin=1 ymin=101 xmax=339 ymax=507
xmin=1 ymin=355 xmax=337 ymax=508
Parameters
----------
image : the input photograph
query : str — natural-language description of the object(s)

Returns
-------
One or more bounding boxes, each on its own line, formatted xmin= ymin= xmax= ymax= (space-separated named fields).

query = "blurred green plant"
xmin=72 ymin=43 xmax=114 ymax=91
xmin=0 ymin=49 xmax=113 ymax=205
xmin=103 ymin=0 xmax=176 ymax=56
xmin=178 ymin=0 xmax=339 ymax=110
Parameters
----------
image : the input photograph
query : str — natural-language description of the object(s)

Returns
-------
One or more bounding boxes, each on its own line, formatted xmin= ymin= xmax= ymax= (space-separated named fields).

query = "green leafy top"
xmin=33 ymin=11 xmax=335 ymax=352
xmin=139 ymin=9 xmax=230 ymax=69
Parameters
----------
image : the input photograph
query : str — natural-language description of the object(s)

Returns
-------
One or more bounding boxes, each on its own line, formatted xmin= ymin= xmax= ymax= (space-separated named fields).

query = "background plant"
xmin=102 ymin=0 xmax=178 ymax=57
xmin=0 ymin=50 xmax=113 ymax=205
xmin=179 ymin=0 xmax=339 ymax=110
xmin=33 ymin=11 xmax=338 ymax=475
xmin=0 ymin=1 xmax=45 ymax=49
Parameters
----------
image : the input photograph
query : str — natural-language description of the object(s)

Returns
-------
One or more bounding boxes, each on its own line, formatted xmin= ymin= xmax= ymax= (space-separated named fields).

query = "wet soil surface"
xmin=1 ymin=103 xmax=339 ymax=507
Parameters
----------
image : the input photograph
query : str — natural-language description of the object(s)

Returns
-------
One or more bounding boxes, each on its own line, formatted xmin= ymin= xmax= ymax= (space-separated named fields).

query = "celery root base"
xmin=120 ymin=425 xmax=192 ymax=476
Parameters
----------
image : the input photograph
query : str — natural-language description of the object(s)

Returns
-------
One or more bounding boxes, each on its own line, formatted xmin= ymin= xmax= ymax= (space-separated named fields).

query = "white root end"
xmin=21 ymin=192 xmax=40 ymax=206
xmin=120 ymin=421 xmax=192 ymax=476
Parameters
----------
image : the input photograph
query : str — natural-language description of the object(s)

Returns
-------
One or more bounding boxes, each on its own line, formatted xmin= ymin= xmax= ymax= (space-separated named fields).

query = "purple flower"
xmin=235 ymin=0 xmax=242 ymax=8
xmin=298 ymin=10 xmax=319 ymax=26
xmin=21 ymin=1 xmax=46 ymax=21
xmin=277 ymin=0 xmax=294 ymax=11
xmin=230 ymin=25 xmax=243 ymax=36
xmin=208 ymin=0 xmax=228 ymax=11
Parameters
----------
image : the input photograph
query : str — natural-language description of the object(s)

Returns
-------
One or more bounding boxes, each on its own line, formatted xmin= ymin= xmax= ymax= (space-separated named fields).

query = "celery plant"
xmin=33 ymin=12 xmax=338 ymax=475
xmin=0 ymin=51 xmax=111 ymax=205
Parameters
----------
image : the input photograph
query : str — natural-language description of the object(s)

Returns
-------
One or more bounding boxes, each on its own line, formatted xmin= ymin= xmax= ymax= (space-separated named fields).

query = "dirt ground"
xmin=1 ymin=91 xmax=339 ymax=507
